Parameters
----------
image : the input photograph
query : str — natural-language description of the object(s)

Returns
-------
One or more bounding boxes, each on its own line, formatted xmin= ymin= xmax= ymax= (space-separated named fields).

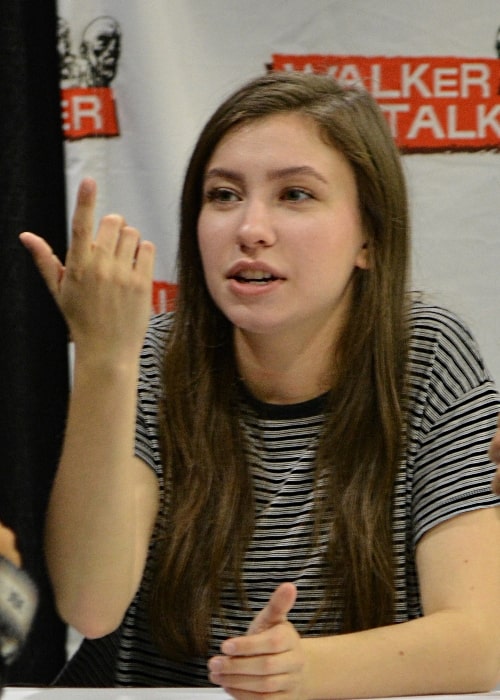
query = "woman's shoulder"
xmin=407 ymin=296 xmax=491 ymax=391
xmin=146 ymin=311 xmax=175 ymax=338
xmin=142 ymin=312 xmax=174 ymax=355
xmin=138 ymin=312 xmax=174 ymax=387
xmin=406 ymin=296 xmax=484 ymax=363
xmin=407 ymin=297 xmax=475 ymax=343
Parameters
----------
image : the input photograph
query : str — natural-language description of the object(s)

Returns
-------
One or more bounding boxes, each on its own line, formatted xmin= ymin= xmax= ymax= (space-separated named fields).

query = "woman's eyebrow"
xmin=267 ymin=165 xmax=328 ymax=184
xmin=204 ymin=167 xmax=243 ymax=184
xmin=204 ymin=165 xmax=328 ymax=184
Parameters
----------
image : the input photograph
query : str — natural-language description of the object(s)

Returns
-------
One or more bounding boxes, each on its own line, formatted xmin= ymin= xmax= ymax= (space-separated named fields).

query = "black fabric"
xmin=53 ymin=632 xmax=120 ymax=687
xmin=0 ymin=0 xmax=68 ymax=685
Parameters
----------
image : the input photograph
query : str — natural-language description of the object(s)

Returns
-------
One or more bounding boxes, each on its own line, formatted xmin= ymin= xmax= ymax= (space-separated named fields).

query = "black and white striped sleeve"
xmin=135 ymin=313 xmax=171 ymax=483
xmin=408 ymin=305 xmax=500 ymax=546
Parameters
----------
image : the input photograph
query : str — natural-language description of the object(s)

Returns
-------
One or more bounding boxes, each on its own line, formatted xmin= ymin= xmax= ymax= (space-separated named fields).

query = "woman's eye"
xmin=283 ymin=188 xmax=312 ymax=202
xmin=205 ymin=187 xmax=239 ymax=203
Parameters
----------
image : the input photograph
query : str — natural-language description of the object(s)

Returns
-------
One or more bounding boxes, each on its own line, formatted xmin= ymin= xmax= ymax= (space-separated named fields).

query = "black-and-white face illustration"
xmin=80 ymin=16 xmax=121 ymax=87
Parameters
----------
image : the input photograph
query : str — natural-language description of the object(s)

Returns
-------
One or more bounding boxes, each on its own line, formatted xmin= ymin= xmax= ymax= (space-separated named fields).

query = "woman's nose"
xmin=236 ymin=200 xmax=276 ymax=250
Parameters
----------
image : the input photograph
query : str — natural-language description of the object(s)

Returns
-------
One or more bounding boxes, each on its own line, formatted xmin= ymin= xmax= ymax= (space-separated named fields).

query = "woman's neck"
xmin=234 ymin=327 xmax=335 ymax=405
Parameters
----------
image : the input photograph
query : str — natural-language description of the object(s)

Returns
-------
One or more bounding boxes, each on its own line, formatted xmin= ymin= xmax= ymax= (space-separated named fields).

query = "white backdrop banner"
xmin=55 ymin=0 xmax=500 ymax=381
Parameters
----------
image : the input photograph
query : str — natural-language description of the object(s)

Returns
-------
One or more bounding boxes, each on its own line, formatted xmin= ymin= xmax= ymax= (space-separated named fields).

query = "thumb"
xmin=247 ymin=582 xmax=297 ymax=635
xmin=19 ymin=232 xmax=65 ymax=299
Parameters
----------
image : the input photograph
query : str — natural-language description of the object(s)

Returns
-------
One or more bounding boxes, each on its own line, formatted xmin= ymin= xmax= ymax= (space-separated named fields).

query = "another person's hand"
xmin=488 ymin=415 xmax=500 ymax=496
xmin=19 ymin=177 xmax=155 ymax=365
xmin=0 ymin=523 xmax=21 ymax=568
xmin=208 ymin=582 xmax=308 ymax=700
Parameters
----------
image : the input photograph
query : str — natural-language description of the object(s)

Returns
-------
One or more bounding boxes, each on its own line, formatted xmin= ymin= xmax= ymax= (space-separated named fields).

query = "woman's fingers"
xmin=20 ymin=178 xmax=156 ymax=359
xmin=91 ymin=222 xmax=155 ymax=284
xmin=68 ymin=177 xmax=98 ymax=267
xmin=18 ymin=232 xmax=65 ymax=299
xmin=134 ymin=240 xmax=156 ymax=279
xmin=246 ymin=582 xmax=297 ymax=636
xmin=114 ymin=225 xmax=140 ymax=261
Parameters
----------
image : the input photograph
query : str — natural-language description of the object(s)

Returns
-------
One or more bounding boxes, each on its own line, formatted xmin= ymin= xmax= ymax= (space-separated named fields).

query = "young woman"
xmin=20 ymin=72 xmax=500 ymax=698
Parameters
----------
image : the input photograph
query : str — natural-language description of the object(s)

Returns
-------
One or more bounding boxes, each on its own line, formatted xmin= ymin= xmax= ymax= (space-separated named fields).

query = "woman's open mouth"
xmin=233 ymin=270 xmax=278 ymax=285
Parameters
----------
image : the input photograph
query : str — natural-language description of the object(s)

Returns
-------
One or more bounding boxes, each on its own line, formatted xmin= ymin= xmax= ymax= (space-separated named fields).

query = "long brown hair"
xmin=150 ymin=72 xmax=410 ymax=658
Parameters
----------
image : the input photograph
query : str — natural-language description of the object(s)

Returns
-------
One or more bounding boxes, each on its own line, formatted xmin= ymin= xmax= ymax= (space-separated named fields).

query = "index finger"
xmin=69 ymin=177 xmax=98 ymax=259
xmin=246 ymin=582 xmax=297 ymax=635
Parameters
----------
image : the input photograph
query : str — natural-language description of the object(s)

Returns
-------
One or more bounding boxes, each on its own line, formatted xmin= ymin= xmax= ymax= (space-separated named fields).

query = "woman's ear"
xmin=356 ymin=239 xmax=371 ymax=270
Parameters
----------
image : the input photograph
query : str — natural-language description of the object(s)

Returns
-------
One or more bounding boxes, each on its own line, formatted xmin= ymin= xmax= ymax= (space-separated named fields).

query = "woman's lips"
xmin=233 ymin=270 xmax=276 ymax=284
xmin=226 ymin=261 xmax=285 ymax=284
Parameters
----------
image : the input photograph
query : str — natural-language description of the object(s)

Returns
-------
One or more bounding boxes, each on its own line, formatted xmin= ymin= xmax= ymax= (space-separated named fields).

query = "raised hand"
xmin=19 ymin=178 xmax=155 ymax=364
xmin=208 ymin=582 xmax=309 ymax=700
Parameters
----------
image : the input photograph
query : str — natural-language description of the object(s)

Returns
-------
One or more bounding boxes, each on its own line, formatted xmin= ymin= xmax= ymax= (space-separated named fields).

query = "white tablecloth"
xmin=2 ymin=689 xmax=230 ymax=699
xmin=3 ymin=690 xmax=500 ymax=700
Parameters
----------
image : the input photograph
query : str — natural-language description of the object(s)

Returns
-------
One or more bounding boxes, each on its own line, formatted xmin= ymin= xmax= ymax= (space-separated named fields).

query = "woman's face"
xmin=197 ymin=112 xmax=369 ymax=347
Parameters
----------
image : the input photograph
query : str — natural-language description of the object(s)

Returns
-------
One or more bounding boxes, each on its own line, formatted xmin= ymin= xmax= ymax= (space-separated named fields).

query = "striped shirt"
xmin=56 ymin=301 xmax=500 ymax=687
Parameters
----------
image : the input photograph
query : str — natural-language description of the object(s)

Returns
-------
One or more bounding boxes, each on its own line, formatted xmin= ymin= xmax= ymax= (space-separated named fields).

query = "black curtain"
xmin=0 ymin=0 xmax=68 ymax=685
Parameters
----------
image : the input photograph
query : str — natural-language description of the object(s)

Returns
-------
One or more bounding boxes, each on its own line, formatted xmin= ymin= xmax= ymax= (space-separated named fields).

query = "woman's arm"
xmin=209 ymin=507 xmax=500 ymax=699
xmin=20 ymin=178 xmax=159 ymax=638
xmin=44 ymin=370 xmax=159 ymax=639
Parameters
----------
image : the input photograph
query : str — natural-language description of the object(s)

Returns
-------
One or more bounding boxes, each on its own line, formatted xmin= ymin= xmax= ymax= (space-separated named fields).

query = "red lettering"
xmin=61 ymin=88 xmax=119 ymax=140
xmin=152 ymin=281 xmax=177 ymax=313
xmin=271 ymin=54 xmax=500 ymax=152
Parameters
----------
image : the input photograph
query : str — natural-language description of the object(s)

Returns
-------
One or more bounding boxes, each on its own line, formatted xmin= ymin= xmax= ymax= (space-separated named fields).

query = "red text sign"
xmin=61 ymin=87 xmax=120 ymax=140
xmin=272 ymin=55 xmax=500 ymax=152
